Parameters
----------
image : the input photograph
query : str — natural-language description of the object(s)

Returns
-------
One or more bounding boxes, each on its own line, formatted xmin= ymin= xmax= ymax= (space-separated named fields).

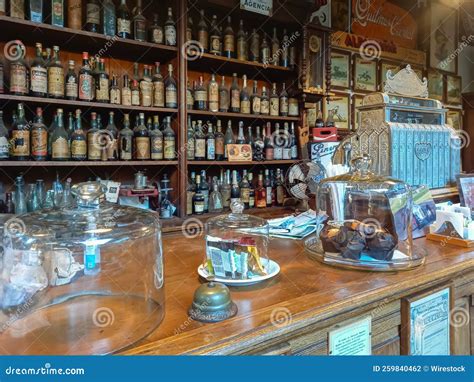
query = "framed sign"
xmin=456 ymin=174 xmax=474 ymax=209
xmin=380 ymin=61 xmax=401 ymax=90
xmin=226 ymin=144 xmax=252 ymax=162
xmin=354 ymin=56 xmax=377 ymax=92
xmin=447 ymin=108 xmax=463 ymax=130
xmin=331 ymin=50 xmax=351 ymax=89
xmin=331 ymin=0 xmax=351 ymax=32
xmin=240 ymin=0 xmax=272 ymax=16
xmin=446 ymin=75 xmax=462 ymax=105
xmin=324 ymin=92 xmax=351 ymax=130
xmin=328 ymin=316 xmax=372 ymax=355
xmin=427 ymin=69 xmax=444 ymax=102
xmin=401 ymin=285 xmax=453 ymax=355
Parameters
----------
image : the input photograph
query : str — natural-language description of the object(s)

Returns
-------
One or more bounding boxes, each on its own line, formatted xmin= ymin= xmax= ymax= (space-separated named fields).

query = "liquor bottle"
xmin=140 ymin=64 xmax=153 ymax=107
xmin=117 ymin=0 xmax=131 ymax=38
xmin=10 ymin=0 xmax=25 ymax=18
xmin=236 ymin=19 xmax=247 ymax=61
xmin=29 ymin=107 xmax=47 ymax=161
xmin=105 ymin=111 xmax=118 ymax=160
xmin=199 ymin=170 xmax=209 ymax=212
xmin=164 ymin=7 xmax=176 ymax=46
xmin=240 ymin=171 xmax=250 ymax=208
xmin=251 ymin=81 xmax=261 ymax=115
xmin=186 ymin=80 xmax=194 ymax=110
xmin=261 ymin=34 xmax=270 ymax=64
xmin=247 ymin=126 xmax=253 ymax=148
xmin=110 ymin=74 xmax=120 ymax=104
xmin=282 ymin=122 xmax=291 ymax=160
xmin=149 ymin=63 xmax=163 ymax=108
xmin=288 ymin=91 xmax=299 ymax=116
xmin=316 ymin=110 xmax=324 ymax=128
xmin=66 ymin=111 xmax=74 ymax=141
xmin=51 ymin=109 xmax=69 ymax=160
xmin=209 ymin=183 xmax=223 ymax=213
xmin=206 ymin=122 xmax=215 ymax=161
xmin=146 ymin=115 xmax=162 ymax=160
xmin=70 ymin=109 xmax=87 ymax=161
xmin=10 ymin=104 xmax=29 ymax=160
xmin=165 ymin=64 xmax=177 ymax=108
xmin=230 ymin=170 xmax=240 ymax=204
xmin=67 ymin=0 xmax=82 ymax=30
xmin=48 ymin=46 xmax=64 ymax=99
xmin=10 ymin=42 xmax=28 ymax=95
xmin=85 ymin=0 xmax=100 ymax=32
xmin=280 ymin=83 xmax=289 ymax=117
xmin=163 ymin=117 xmax=175 ymax=160
xmin=133 ymin=0 xmax=146 ymax=41
xmin=119 ymin=114 xmax=133 ymax=160
xmin=253 ymin=125 xmax=264 ymax=161
xmin=248 ymin=172 xmax=255 ymax=208
xmin=131 ymin=79 xmax=140 ymax=106
xmin=209 ymin=14 xmax=221 ymax=55
xmin=230 ymin=73 xmax=240 ymax=113
xmin=193 ymin=174 xmax=205 ymax=215
xmin=30 ymin=42 xmax=47 ymax=97
xmin=134 ymin=113 xmax=150 ymax=160
xmin=102 ymin=0 xmax=116 ymax=36
xmin=186 ymin=116 xmax=195 ymax=160
xmin=87 ymin=112 xmax=101 ymax=160
xmin=281 ymin=29 xmax=289 ymax=67
xmin=264 ymin=122 xmax=274 ymax=160
xmin=269 ymin=83 xmax=279 ymax=116
xmin=218 ymin=76 xmax=229 ymax=112
xmin=260 ymin=86 xmax=270 ymax=115
xmin=0 ymin=111 xmax=8 ymax=159
xmin=51 ymin=0 xmax=64 ymax=26
xmin=273 ymin=123 xmax=283 ymax=160
xmin=29 ymin=0 xmax=42 ymax=22
xmin=240 ymin=75 xmax=250 ymax=114
xmin=249 ymin=28 xmax=260 ymax=62
xmin=290 ymin=122 xmax=298 ymax=159
xmin=223 ymin=16 xmax=234 ymax=58
xmin=150 ymin=13 xmax=164 ymax=44
xmin=264 ymin=169 xmax=272 ymax=206
xmin=223 ymin=120 xmax=234 ymax=159
xmin=326 ymin=110 xmax=336 ymax=127
xmin=159 ymin=175 xmax=173 ymax=218
xmin=275 ymin=168 xmax=285 ymax=206
xmin=78 ymin=52 xmax=93 ymax=101
xmin=121 ymin=74 xmax=132 ymax=105
xmin=208 ymin=74 xmax=219 ymax=113
xmin=89 ymin=56 xmax=98 ymax=100
xmin=271 ymin=27 xmax=279 ymax=64
xmin=197 ymin=9 xmax=208 ymax=53
xmin=186 ymin=16 xmax=193 ymax=42
xmin=95 ymin=58 xmax=109 ymax=103
xmin=194 ymin=75 xmax=207 ymax=110
xmin=219 ymin=170 xmax=230 ymax=209
xmin=236 ymin=121 xmax=245 ymax=144
xmin=194 ymin=120 xmax=206 ymax=161
xmin=215 ymin=120 xmax=224 ymax=161
xmin=65 ymin=60 xmax=78 ymax=100
xmin=186 ymin=171 xmax=196 ymax=215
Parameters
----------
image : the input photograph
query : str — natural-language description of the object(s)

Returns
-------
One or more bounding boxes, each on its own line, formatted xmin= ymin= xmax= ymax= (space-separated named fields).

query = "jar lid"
xmin=207 ymin=200 xmax=269 ymax=230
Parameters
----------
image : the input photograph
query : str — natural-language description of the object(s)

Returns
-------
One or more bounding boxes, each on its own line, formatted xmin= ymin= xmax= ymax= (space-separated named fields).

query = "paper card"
xmin=328 ymin=316 xmax=372 ymax=355
xmin=432 ymin=210 xmax=464 ymax=237
xmin=227 ymin=144 xmax=253 ymax=162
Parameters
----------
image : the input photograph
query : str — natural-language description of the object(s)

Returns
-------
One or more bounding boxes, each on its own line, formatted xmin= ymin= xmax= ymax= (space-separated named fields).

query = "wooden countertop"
xmin=121 ymin=235 xmax=474 ymax=355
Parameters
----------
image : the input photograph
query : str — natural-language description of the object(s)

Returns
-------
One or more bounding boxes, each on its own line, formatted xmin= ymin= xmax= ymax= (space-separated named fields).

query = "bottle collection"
xmin=4 ymin=42 xmax=178 ymax=108
xmin=186 ymin=117 xmax=298 ymax=162
xmin=187 ymin=168 xmax=286 ymax=215
xmin=1 ymin=0 xmax=177 ymax=45
xmin=187 ymin=74 xmax=298 ymax=117
xmin=188 ymin=10 xmax=297 ymax=68
xmin=0 ymin=103 xmax=176 ymax=161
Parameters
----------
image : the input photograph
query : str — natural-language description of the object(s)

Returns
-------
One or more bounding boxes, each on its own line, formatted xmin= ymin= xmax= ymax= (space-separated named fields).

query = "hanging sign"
xmin=240 ymin=0 xmax=273 ymax=16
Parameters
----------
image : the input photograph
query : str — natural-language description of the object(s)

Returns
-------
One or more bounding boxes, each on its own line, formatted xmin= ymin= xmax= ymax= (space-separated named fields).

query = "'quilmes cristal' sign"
xmin=240 ymin=0 xmax=273 ymax=16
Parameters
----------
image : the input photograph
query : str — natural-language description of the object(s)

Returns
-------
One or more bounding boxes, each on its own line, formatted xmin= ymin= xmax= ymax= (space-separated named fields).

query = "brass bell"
xmin=188 ymin=281 xmax=238 ymax=323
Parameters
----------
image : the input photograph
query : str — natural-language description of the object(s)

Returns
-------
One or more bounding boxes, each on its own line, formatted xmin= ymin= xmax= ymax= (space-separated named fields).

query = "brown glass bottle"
xmin=31 ymin=107 xmax=48 ymax=161
xmin=134 ymin=113 xmax=150 ymax=160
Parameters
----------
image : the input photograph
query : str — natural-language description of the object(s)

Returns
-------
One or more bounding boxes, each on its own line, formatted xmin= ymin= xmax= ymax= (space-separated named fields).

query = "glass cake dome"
xmin=305 ymin=155 xmax=425 ymax=271
xmin=0 ymin=182 xmax=164 ymax=354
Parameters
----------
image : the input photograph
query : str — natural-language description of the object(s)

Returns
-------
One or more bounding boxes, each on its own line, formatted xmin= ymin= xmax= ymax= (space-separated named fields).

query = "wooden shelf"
xmin=187 ymin=52 xmax=295 ymax=81
xmin=187 ymin=109 xmax=299 ymax=121
xmin=0 ymin=16 xmax=177 ymax=62
xmin=0 ymin=160 xmax=179 ymax=167
xmin=187 ymin=160 xmax=295 ymax=166
xmin=0 ymin=94 xmax=178 ymax=114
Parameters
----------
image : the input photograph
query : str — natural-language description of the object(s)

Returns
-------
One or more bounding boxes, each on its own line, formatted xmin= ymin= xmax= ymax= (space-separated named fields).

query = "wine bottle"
xmin=165 ymin=64 xmax=177 ymax=108
xmin=194 ymin=75 xmax=207 ymax=111
xmin=163 ymin=117 xmax=175 ymax=160
xmin=269 ymin=83 xmax=279 ymax=116
xmin=152 ymin=62 xmax=165 ymax=107
xmin=236 ymin=121 xmax=245 ymax=144
xmin=186 ymin=116 xmax=195 ymax=160
xmin=186 ymin=80 xmax=194 ymax=110
xmin=249 ymin=28 xmax=260 ymax=62
xmin=218 ymin=76 xmax=229 ymax=112
xmin=65 ymin=60 xmax=78 ymax=100
xmin=208 ymin=74 xmax=219 ymax=113
xmin=230 ymin=73 xmax=240 ymax=113
xmin=193 ymin=174 xmax=205 ymax=215
xmin=31 ymin=107 xmax=48 ymax=161
xmin=121 ymin=74 xmax=132 ymax=105
xmin=215 ymin=120 xmax=224 ymax=161
xmin=260 ymin=86 xmax=270 ymax=115
xmin=78 ymin=52 xmax=93 ymax=101
xmin=30 ymin=42 xmax=47 ymax=97
xmin=150 ymin=13 xmax=164 ymax=44
xmin=87 ymin=112 xmax=101 ymax=160
xmin=206 ymin=122 xmax=215 ymax=160
xmin=133 ymin=0 xmax=146 ymax=42
xmin=240 ymin=75 xmax=250 ymax=114
xmin=105 ymin=111 xmax=118 ymax=160
xmin=134 ymin=113 xmax=150 ymax=160
xmin=279 ymin=83 xmax=289 ymax=117
xmin=102 ymin=0 xmax=116 ymax=36
xmin=110 ymin=74 xmax=120 ymax=104
xmin=251 ymin=81 xmax=261 ymax=115
xmin=261 ymin=34 xmax=270 ymax=65
xmin=51 ymin=108 xmax=70 ymax=160
xmin=140 ymin=64 xmax=153 ymax=107
xmin=150 ymin=115 xmax=163 ymax=160
xmin=164 ymin=7 xmax=176 ymax=46
xmin=197 ymin=9 xmax=208 ymax=53
xmin=0 ymin=111 xmax=8 ymax=159
xmin=47 ymin=46 xmax=64 ymax=99
xmin=85 ymin=0 xmax=100 ymax=32
xmin=131 ymin=79 xmax=140 ymax=106
xmin=223 ymin=16 xmax=234 ymax=58
xmin=281 ymin=29 xmax=289 ymax=67
xmin=194 ymin=120 xmax=206 ymax=161
xmin=117 ymin=0 xmax=131 ymax=38
xmin=223 ymin=120 xmax=234 ymax=159
xmin=271 ymin=27 xmax=279 ymax=64
xmin=119 ymin=113 xmax=133 ymax=160
xmin=236 ymin=19 xmax=247 ymax=61
xmin=209 ymin=14 xmax=221 ymax=55
xmin=67 ymin=0 xmax=82 ymax=30
xmin=95 ymin=58 xmax=109 ymax=103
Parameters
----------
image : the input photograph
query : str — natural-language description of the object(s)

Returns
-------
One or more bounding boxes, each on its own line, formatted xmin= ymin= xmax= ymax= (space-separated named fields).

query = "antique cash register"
xmin=335 ymin=65 xmax=461 ymax=189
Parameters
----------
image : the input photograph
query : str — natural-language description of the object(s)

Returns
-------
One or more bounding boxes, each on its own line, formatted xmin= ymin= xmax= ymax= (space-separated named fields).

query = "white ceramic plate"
xmin=197 ymin=258 xmax=280 ymax=286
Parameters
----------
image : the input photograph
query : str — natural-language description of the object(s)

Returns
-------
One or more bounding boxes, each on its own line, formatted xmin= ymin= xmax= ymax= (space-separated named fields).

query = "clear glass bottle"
xmin=230 ymin=73 xmax=240 ymax=113
xmin=133 ymin=0 xmax=146 ymax=41
xmin=71 ymin=109 xmax=87 ymax=161
xmin=197 ymin=9 xmax=208 ymax=53
xmin=186 ymin=116 xmax=195 ymax=160
xmin=152 ymin=62 xmax=165 ymax=107
xmin=223 ymin=16 xmax=234 ymax=58
xmin=164 ymin=7 xmax=176 ymax=46
xmin=65 ymin=60 xmax=78 ymax=100
xmin=208 ymin=74 xmax=219 ymax=113
xmin=236 ymin=19 xmax=247 ymax=61
xmin=31 ymin=107 xmax=48 ymax=161
xmin=149 ymin=13 xmax=164 ymax=44
xmin=209 ymin=183 xmax=223 ymax=213
xmin=165 ymin=64 xmax=178 ymax=108
xmin=249 ymin=28 xmax=260 ymax=62
xmin=14 ymin=175 xmax=27 ymax=214
xmin=194 ymin=120 xmax=206 ymax=161
xmin=194 ymin=75 xmax=207 ymax=111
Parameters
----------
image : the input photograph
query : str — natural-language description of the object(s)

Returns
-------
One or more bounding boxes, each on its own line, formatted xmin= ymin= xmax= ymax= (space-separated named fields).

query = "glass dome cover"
xmin=305 ymin=155 xmax=425 ymax=271
xmin=0 ymin=182 xmax=164 ymax=355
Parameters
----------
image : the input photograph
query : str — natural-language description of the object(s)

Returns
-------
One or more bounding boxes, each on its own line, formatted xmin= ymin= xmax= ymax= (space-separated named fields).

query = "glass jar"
xmin=203 ymin=201 xmax=270 ymax=281
xmin=0 ymin=182 xmax=164 ymax=354
xmin=305 ymin=155 xmax=425 ymax=271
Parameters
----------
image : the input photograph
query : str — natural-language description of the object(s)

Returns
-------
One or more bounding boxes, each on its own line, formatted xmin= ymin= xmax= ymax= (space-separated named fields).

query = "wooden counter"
xmin=121 ymin=236 xmax=474 ymax=355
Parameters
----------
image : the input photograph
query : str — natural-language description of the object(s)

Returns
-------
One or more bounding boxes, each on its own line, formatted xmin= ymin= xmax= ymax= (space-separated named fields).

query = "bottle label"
xmin=164 ymin=138 xmax=175 ymax=159
xmin=131 ymin=90 xmax=140 ymax=105
xmin=0 ymin=135 xmax=8 ymax=158
xmin=88 ymin=132 xmax=102 ymax=160
xmin=224 ymin=35 xmax=234 ymax=53
xmin=261 ymin=99 xmax=270 ymax=114
xmin=209 ymin=85 xmax=219 ymax=110
xmin=117 ymin=18 xmax=131 ymax=34
xmin=280 ymin=97 xmax=289 ymax=114
xmin=31 ymin=130 xmax=47 ymax=157
xmin=194 ymin=200 xmax=204 ymax=214
xmin=266 ymin=187 xmax=272 ymax=204
xmin=106 ymin=138 xmax=117 ymax=160
xmin=231 ymin=89 xmax=240 ymax=109
xmin=215 ymin=137 xmax=224 ymax=156
xmin=261 ymin=48 xmax=270 ymax=63
xmin=10 ymin=0 xmax=24 ymax=18
xmin=237 ymin=39 xmax=247 ymax=60
xmin=165 ymin=26 xmax=176 ymax=45
xmin=289 ymin=98 xmax=299 ymax=116
xmin=195 ymin=138 xmax=206 ymax=158
xmin=194 ymin=89 xmax=207 ymax=102
xmin=48 ymin=67 xmax=65 ymax=97
xmin=270 ymin=98 xmax=279 ymax=116
xmin=96 ymin=78 xmax=109 ymax=101
xmin=79 ymin=73 xmax=93 ymax=100
xmin=282 ymin=148 xmax=291 ymax=160
xmin=241 ymin=100 xmax=250 ymax=114
xmin=66 ymin=77 xmax=78 ymax=98
xmin=186 ymin=191 xmax=194 ymax=215
xmin=120 ymin=135 xmax=132 ymax=160
xmin=10 ymin=63 xmax=27 ymax=94
xmin=52 ymin=137 xmax=69 ymax=159
xmin=152 ymin=28 xmax=164 ymax=44
xmin=135 ymin=137 xmax=150 ymax=159
xmin=68 ymin=0 xmax=82 ymax=29
xmin=265 ymin=147 xmax=274 ymax=160
xmin=273 ymin=147 xmax=282 ymax=160
xmin=52 ymin=0 xmax=64 ymax=26
xmin=151 ymin=136 xmax=163 ymax=160
xmin=10 ymin=130 xmax=29 ymax=157
xmin=86 ymin=3 xmax=100 ymax=24
xmin=241 ymin=188 xmax=250 ymax=203
xmin=221 ymin=190 xmax=231 ymax=207
xmin=134 ymin=20 xmax=146 ymax=40
xmin=186 ymin=138 xmax=194 ymax=160
xmin=186 ymin=89 xmax=194 ymax=108
xmin=252 ymin=97 xmax=261 ymax=114
xmin=256 ymin=194 xmax=266 ymax=208
xmin=210 ymin=36 xmax=220 ymax=54
xmin=71 ymin=139 xmax=87 ymax=158
xmin=110 ymin=88 xmax=120 ymax=104
xmin=249 ymin=195 xmax=255 ymax=208
xmin=153 ymin=81 xmax=165 ymax=107
xmin=165 ymin=87 xmax=177 ymax=106
xmin=207 ymin=139 xmax=215 ymax=160
xmin=198 ymin=30 xmax=209 ymax=50
xmin=140 ymin=80 xmax=152 ymax=107
xmin=30 ymin=67 xmax=47 ymax=94
xmin=121 ymin=88 xmax=132 ymax=105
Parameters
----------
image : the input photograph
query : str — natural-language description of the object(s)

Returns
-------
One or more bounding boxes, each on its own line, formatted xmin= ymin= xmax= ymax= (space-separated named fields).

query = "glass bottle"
xmin=140 ymin=64 xmax=153 ymax=107
xmin=194 ymin=75 xmax=207 ymax=111
xmin=110 ymin=74 xmax=120 ymax=104
xmin=133 ymin=0 xmax=146 ymax=41
xmin=186 ymin=116 xmax=195 ymax=160
xmin=224 ymin=120 xmax=234 ymax=159
xmin=85 ymin=0 xmax=100 ymax=32
xmin=31 ymin=107 xmax=48 ymax=161
xmin=275 ymin=168 xmax=285 ymax=206
xmin=273 ymin=123 xmax=283 ymax=160
xmin=236 ymin=121 xmax=245 ymax=144
xmin=215 ymin=120 xmax=224 ymax=161
xmin=105 ymin=111 xmax=118 ymax=160
xmin=230 ymin=73 xmax=240 ymax=113
xmin=131 ymin=79 xmax=140 ymax=106
xmin=230 ymin=170 xmax=240 ymax=204
xmin=186 ymin=16 xmax=193 ymax=42
xmin=251 ymin=81 xmax=261 ymax=115
xmin=149 ymin=13 xmax=164 ymax=44
xmin=326 ymin=110 xmax=336 ymax=127
xmin=14 ymin=176 xmax=27 ymax=214
xmin=30 ymin=42 xmax=47 ymax=97
xmin=194 ymin=120 xmax=206 ymax=161
xmin=199 ymin=170 xmax=210 ymax=212
xmin=193 ymin=174 xmax=205 ymax=215
xmin=316 ymin=110 xmax=325 ymax=128
xmin=102 ymin=0 xmax=116 ymax=36
xmin=78 ymin=52 xmax=93 ymax=101
xmin=208 ymin=74 xmax=219 ymax=113
xmin=260 ymin=86 xmax=270 ymax=115
xmin=280 ymin=83 xmax=289 ymax=117
xmin=209 ymin=183 xmax=223 ymax=213
xmin=281 ymin=29 xmax=289 ymax=67
xmin=67 ymin=0 xmax=82 ymax=30
xmin=264 ymin=122 xmax=274 ymax=160
xmin=264 ymin=169 xmax=272 ymax=206
xmin=271 ymin=27 xmax=280 ymax=64
xmin=240 ymin=75 xmax=250 ymax=114
xmin=150 ymin=115 xmax=163 ymax=160
xmin=10 ymin=0 xmax=25 ymax=18
xmin=87 ymin=112 xmax=101 ymax=161
xmin=223 ymin=16 xmax=234 ymax=59
xmin=95 ymin=58 xmax=109 ymax=103
xmin=270 ymin=83 xmax=279 ymax=116
xmin=0 ymin=111 xmax=9 ymax=159
xmin=165 ymin=64 xmax=178 ymax=108
xmin=164 ymin=7 xmax=176 ymax=46
xmin=83 ymin=215 xmax=101 ymax=276
xmin=159 ymin=184 xmax=173 ymax=219
xmin=117 ymin=0 xmax=131 ymax=38
xmin=121 ymin=74 xmax=132 ymax=106
xmin=10 ymin=42 xmax=28 ymax=95
xmin=290 ymin=122 xmax=298 ymax=159
xmin=247 ymin=173 xmax=255 ymax=208
xmin=218 ymin=76 xmax=229 ymax=112
xmin=186 ymin=80 xmax=194 ymax=110
xmin=119 ymin=113 xmax=133 ymax=160
xmin=47 ymin=46 xmax=64 ymax=99
xmin=197 ymin=9 xmax=208 ymax=53
xmin=5 ymin=193 xmax=14 ymax=213
xmin=10 ymin=103 xmax=30 ymax=160
xmin=29 ymin=0 xmax=43 ymax=22
xmin=209 ymin=14 xmax=221 ymax=55
xmin=206 ymin=122 xmax=215 ymax=161
xmin=288 ymin=91 xmax=299 ymax=117
xmin=282 ymin=122 xmax=291 ymax=160
xmin=70 ymin=109 xmax=87 ymax=161
xmin=35 ymin=179 xmax=45 ymax=207
xmin=134 ymin=113 xmax=150 ymax=160
xmin=261 ymin=34 xmax=270 ymax=64
xmin=51 ymin=108 xmax=70 ymax=160
xmin=186 ymin=171 xmax=196 ymax=215
xmin=236 ymin=19 xmax=247 ymax=61
xmin=240 ymin=171 xmax=251 ymax=208
xmin=162 ymin=116 xmax=175 ymax=160
xmin=65 ymin=60 xmax=78 ymax=100
xmin=249 ymin=28 xmax=260 ymax=62
xmin=219 ymin=170 xmax=231 ymax=209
